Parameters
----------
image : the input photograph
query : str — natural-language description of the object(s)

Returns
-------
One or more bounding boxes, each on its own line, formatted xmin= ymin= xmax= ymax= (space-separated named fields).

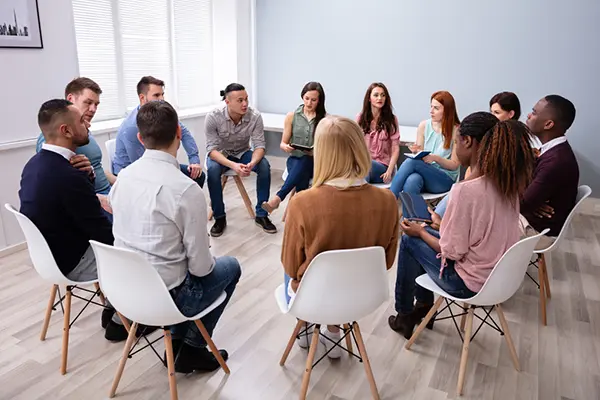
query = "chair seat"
xmin=274 ymin=284 xmax=289 ymax=314
xmin=223 ymin=169 xmax=238 ymax=177
xmin=415 ymin=274 xmax=479 ymax=304
xmin=187 ymin=291 xmax=227 ymax=321
xmin=422 ymin=191 xmax=449 ymax=201
xmin=373 ymin=183 xmax=391 ymax=189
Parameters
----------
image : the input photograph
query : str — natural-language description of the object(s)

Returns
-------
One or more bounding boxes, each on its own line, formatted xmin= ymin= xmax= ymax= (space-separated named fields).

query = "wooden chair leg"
xmin=60 ymin=287 xmax=73 ymax=375
xmin=459 ymin=302 xmax=468 ymax=332
xmin=540 ymin=254 xmax=551 ymax=299
xmin=495 ymin=304 xmax=520 ymax=371
xmin=405 ymin=296 xmax=444 ymax=349
xmin=538 ymin=261 xmax=547 ymax=325
xmin=282 ymin=189 xmax=296 ymax=222
xmin=194 ymin=320 xmax=230 ymax=374
xmin=116 ymin=312 xmax=131 ymax=332
xmin=343 ymin=323 xmax=353 ymax=354
xmin=109 ymin=323 xmax=139 ymax=398
xmin=233 ymin=176 xmax=256 ymax=219
xmin=93 ymin=282 xmax=106 ymax=305
xmin=299 ymin=324 xmax=320 ymax=400
xmin=457 ymin=306 xmax=474 ymax=395
xmin=40 ymin=284 xmax=58 ymax=341
xmin=163 ymin=329 xmax=179 ymax=400
xmin=353 ymin=322 xmax=380 ymax=400
xmin=280 ymin=319 xmax=305 ymax=366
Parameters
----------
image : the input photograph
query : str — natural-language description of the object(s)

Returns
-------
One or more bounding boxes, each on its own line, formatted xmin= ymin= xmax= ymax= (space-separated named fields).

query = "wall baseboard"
xmin=0 ymin=241 xmax=27 ymax=258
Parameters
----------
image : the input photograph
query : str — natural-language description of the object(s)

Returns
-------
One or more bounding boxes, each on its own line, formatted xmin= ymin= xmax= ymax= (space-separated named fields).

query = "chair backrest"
xmin=4 ymin=204 xmax=71 ymax=284
xmin=539 ymin=185 xmax=592 ymax=252
xmin=288 ymin=246 xmax=388 ymax=325
xmin=469 ymin=229 xmax=549 ymax=306
xmin=105 ymin=139 xmax=116 ymax=174
xmin=89 ymin=240 xmax=185 ymax=326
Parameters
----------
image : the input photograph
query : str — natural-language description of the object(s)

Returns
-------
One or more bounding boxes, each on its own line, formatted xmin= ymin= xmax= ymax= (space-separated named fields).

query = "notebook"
xmin=403 ymin=150 xmax=431 ymax=160
xmin=290 ymin=143 xmax=313 ymax=152
xmin=398 ymin=192 xmax=432 ymax=223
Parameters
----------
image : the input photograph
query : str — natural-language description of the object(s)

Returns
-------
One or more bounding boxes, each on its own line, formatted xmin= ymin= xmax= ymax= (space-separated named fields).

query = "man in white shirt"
xmin=109 ymin=100 xmax=241 ymax=373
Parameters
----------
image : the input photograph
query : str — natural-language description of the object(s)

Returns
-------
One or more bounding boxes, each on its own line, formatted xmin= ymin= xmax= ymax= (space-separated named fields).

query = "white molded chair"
xmin=89 ymin=241 xmax=230 ymax=400
xmin=421 ymin=171 xmax=461 ymax=202
xmin=275 ymin=247 xmax=388 ymax=400
xmin=281 ymin=167 xmax=313 ymax=222
xmin=4 ymin=203 xmax=106 ymax=375
xmin=205 ymin=154 xmax=255 ymax=220
xmin=530 ymin=185 xmax=592 ymax=325
xmin=405 ymin=230 xmax=549 ymax=395
xmin=105 ymin=138 xmax=116 ymax=174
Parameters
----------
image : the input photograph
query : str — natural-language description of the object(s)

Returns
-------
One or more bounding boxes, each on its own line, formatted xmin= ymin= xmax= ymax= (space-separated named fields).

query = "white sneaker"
xmin=319 ymin=329 xmax=342 ymax=359
xmin=296 ymin=324 xmax=314 ymax=349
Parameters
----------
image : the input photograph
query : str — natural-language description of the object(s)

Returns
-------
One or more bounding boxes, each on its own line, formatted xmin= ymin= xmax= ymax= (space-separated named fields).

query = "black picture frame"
xmin=0 ymin=0 xmax=43 ymax=49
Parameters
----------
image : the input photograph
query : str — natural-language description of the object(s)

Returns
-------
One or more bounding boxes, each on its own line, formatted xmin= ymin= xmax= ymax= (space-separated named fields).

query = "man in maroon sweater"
xmin=520 ymin=95 xmax=579 ymax=244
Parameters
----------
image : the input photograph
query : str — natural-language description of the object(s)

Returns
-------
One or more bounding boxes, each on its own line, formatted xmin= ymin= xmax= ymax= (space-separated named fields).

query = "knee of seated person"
xmin=256 ymin=157 xmax=270 ymax=173
xmin=206 ymin=160 xmax=221 ymax=177
xmin=220 ymin=256 xmax=242 ymax=281
xmin=404 ymin=173 xmax=423 ymax=193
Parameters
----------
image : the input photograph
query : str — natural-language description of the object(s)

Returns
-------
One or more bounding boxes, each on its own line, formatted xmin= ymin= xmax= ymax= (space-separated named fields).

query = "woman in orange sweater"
xmin=281 ymin=115 xmax=399 ymax=358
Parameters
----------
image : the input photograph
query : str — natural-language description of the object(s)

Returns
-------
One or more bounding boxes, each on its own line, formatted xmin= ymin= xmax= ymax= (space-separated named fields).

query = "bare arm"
xmin=419 ymin=229 xmax=441 ymax=253
xmin=409 ymin=120 xmax=426 ymax=153
xmin=280 ymin=112 xmax=294 ymax=153
xmin=105 ymin=170 xmax=117 ymax=185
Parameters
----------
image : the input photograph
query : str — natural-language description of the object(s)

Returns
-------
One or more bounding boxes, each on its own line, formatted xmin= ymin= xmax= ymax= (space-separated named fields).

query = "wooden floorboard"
xmin=0 ymin=172 xmax=599 ymax=399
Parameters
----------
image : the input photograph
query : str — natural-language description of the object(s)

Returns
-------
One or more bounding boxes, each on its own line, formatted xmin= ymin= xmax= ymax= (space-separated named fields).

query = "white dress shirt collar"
xmin=141 ymin=149 xmax=180 ymax=169
xmin=41 ymin=143 xmax=75 ymax=160
xmin=540 ymin=136 xmax=567 ymax=156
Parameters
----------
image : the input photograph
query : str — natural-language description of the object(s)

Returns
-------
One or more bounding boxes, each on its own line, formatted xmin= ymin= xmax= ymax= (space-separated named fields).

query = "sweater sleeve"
xmin=439 ymin=184 xmax=470 ymax=261
xmin=385 ymin=195 xmax=400 ymax=269
xmin=61 ymin=171 xmax=114 ymax=245
xmin=520 ymin=159 xmax=556 ymax=214
xmin=281 ymin=195 xmax=306 ymax=280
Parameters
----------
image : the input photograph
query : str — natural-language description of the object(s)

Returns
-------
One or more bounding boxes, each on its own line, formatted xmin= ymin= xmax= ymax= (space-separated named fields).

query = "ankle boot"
xmin=414 ymin=302 xmax=435 ymax=330
xmin=388 ymin=312 xmax=418 ymax=340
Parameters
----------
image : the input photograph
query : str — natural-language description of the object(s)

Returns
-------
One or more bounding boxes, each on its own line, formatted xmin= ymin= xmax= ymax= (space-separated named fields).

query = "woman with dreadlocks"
xmin=388 ymin=112 xmax=534 ymax=339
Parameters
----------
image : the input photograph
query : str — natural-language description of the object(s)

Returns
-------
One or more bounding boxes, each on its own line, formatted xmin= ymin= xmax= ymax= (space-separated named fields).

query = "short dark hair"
xmin=136 ymin=101 xmax=179 ymax=149
xmin=64 ymin=77 xmax=102 ymax=98
xmin=489 ymin=91 xmax=521 ymax=120
xmin=38 ymin=99 xmax=74 ymax=132
xmin=137 ymin=76 xmax=165 ymax=96
xmin=544 ymin=94 xmax=576 ymax=132
xmin=220 ymin=83 xmax=245 ymax=100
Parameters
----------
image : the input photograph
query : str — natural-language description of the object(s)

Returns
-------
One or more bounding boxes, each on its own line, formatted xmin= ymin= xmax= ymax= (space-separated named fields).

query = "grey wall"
xmin=256 ymin=0 xmax=600 ymax=193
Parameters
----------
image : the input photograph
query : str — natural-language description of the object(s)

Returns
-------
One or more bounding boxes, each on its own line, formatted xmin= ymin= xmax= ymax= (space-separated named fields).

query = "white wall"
xmin=0 ymin=0 xmax=254 ymax=252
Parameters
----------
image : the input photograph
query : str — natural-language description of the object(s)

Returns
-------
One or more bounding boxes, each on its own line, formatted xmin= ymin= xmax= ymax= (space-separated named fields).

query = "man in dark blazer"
xmin=18 ymin=99 xmax=127 ymax=341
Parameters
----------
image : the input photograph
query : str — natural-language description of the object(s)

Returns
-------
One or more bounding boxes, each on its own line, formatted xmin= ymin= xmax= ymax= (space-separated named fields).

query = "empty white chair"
xmin=5 ymin=203 xmax=106 ymax=375
xmin=531 ymin=185 xmax=591 ymax=325
xmin=105 ymin=138 xmax=116 ymax=174
xmin=205 ymin=154 xmax=255 ymax=220
xmin=89 ymin=240 xmax=229 ymax=400
xmin=275 ymin=246 xmax=388 ymax=400
xmin=405 ymin=230 xmax=548 ymax=395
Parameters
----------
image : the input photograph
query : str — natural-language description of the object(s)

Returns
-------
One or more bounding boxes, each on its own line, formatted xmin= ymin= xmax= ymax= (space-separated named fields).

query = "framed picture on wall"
xmin=0 ymin=0 xmax=43 ymax=49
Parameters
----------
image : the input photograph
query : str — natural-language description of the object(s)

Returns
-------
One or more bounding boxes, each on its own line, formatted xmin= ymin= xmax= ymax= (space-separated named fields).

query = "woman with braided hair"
xmin=388 ymin=112 xmax=535 ymax=339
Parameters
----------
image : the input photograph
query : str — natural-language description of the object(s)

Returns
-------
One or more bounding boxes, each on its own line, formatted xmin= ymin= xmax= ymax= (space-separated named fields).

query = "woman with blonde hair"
xmin=281 ymin=115 xmax=399 ymax=358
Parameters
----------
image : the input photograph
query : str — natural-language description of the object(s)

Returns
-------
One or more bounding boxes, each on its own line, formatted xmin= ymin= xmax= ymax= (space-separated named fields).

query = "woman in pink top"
xmin=357 ymin=83 xmax=400 ymax=184
xmin=388 ymin=112 xmax=535 ymax=339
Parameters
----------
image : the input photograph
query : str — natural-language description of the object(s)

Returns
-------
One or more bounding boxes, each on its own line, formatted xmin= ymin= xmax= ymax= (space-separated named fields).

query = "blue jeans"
xmin=366 ymin=160 xmax=388 ymax=184
xmin=435 ymin=194 xmax=449 ymax=218
xmin=170 ymin=256 xmax=242 ymax=348
xmin=206 ymin=150 xmax=271 ymax=219
xmin=284 ymin=273 xmax=292 ymax=304
xmin=389 ymin=158 xmax=455 ymax=198
xmin=97 ymin=186 xmax=114 ymax=223
xmin=277 ymin=156 xmax=313 ymax=200
xmin=180 ymin=164 xmax=206 ymax=188
xmin=394 ymin=227 xmax=476 ymax=314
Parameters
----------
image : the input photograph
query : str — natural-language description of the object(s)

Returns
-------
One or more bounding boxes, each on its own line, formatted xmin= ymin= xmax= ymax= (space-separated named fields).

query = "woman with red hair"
xmin=389 ymin=91 xmax=461 ymax=197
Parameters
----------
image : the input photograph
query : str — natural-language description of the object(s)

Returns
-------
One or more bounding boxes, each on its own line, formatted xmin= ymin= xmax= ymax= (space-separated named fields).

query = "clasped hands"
xmin=232 ymin=162 xmax=255 ymax=177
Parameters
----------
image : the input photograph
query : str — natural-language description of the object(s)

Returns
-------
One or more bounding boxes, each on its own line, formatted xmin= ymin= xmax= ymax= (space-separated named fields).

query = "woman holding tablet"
xmin=389 ymin=91 xmax=461 ymax=197
xmin=262 ymin=82 xmax=326 ymax=213
xmin=357 ymin=82 xmax=400 ymax=184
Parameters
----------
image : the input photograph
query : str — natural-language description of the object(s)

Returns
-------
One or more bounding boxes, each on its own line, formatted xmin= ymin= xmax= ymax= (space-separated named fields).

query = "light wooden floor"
xmin=1 ymin=173 xmax=600 ymax=400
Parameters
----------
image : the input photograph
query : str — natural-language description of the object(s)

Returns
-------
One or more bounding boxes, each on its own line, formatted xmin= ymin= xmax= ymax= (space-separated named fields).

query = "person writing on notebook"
xmin=389 ymin=91 xmax=460 ymax=197
xmin=388 ymin=112 xmax=534 ymax=339
xmin=281 ymin=115 xmax=399 ymax=358
xmin=262 ymin=82 xmax=326 ymax=214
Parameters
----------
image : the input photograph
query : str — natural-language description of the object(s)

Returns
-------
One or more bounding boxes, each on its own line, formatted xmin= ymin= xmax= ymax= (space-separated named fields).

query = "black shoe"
xmin=101 ymin=308 xmax=115 ymax=329
xmin=388 ymin=312 xmax=418 ymax=340
xmin=105 ymin=320 xmax=129 ymax=342
xmin=414 ymin=302 xmax=435 ymax=330
xmin=164 ymin=342 xmax=229 ymax=373
xmin=255 ymin=216 xmax=277 ymax=234
xmin=210 ymin=217 xmax=227 ymax=237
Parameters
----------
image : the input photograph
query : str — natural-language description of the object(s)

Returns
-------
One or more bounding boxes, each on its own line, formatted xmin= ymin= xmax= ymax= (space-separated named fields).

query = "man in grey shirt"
xmin=204 ymin=83 xmax=276 ymax=236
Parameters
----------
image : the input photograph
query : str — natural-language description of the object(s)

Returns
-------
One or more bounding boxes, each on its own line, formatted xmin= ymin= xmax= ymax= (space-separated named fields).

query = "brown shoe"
xmin=388 ymin=312 xmax=418 ymax=340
